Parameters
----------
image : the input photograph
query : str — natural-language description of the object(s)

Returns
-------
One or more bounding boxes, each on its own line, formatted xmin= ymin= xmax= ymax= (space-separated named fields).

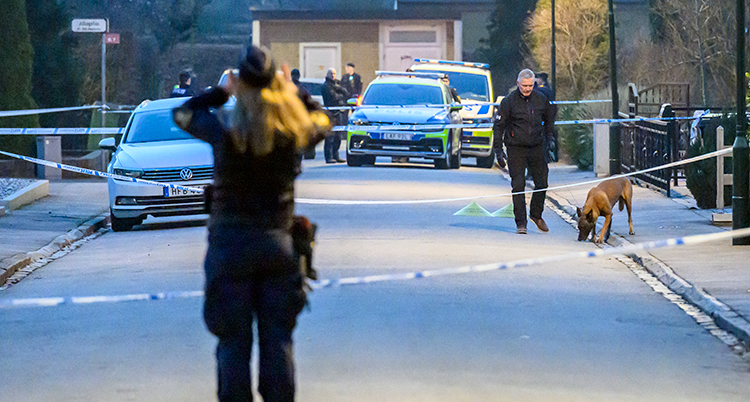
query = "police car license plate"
xmin=382 ymin=132 xmax=413 ymax=141
xmin=164 ymin=185 xmax=205 ymax=197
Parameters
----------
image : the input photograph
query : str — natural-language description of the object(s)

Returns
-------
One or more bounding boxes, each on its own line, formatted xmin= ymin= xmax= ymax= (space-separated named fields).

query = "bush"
xmin=558 ymin=105 xmax=593 ymax=169
xmin=684 ymin=114 xmax=735 ymax=209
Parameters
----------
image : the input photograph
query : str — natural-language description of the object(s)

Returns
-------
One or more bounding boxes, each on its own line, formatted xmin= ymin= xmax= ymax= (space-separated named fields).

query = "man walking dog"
xmin=493 ymin=69 xmax=556 ymax=234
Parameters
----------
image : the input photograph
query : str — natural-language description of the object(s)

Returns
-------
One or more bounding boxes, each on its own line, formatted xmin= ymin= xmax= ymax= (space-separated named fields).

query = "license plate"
xmin=164 ymin=185 xmax=205 ymax=197
xmin=382 ymin=132 xmax=413 ymax=141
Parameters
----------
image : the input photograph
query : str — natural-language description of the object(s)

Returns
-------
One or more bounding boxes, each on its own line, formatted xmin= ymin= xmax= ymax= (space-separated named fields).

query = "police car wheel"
xmin=476 ymin=148 xmax=495 ymax=169
xmin=449 ymin=143 xmax=461 ymax=169
xmin=110 ymin=210 xmax=142 ymax=232
xmin=346 ymin=152 xmax=363 ymax=167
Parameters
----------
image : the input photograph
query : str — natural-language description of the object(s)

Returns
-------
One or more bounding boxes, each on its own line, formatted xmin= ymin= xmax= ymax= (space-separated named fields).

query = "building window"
xmin=389 ymin=30 xmax=437 ymax=43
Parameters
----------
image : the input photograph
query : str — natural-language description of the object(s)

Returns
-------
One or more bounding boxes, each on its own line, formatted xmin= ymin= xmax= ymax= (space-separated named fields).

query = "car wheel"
xmin=303 ymin=146 xmax=316 ymax=160
xmin=476 ymin=148 xmax=496 ymax=169
xmin=435 ymin=137 xmax=451 ymax=169
xmin=110 ymin=210 xmax=141 ymax=232
xmin=449 ymin=142 xmax=461 ymax=169
xmin=347 ymin=152 xmax=363 ymax=167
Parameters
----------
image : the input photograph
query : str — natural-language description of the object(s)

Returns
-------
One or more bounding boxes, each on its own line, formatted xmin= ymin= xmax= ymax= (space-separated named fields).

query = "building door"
xmin=382 ymin=24 xmax=445 ymax=72
xmin=300 ymin=43 xmax=341 ymax=79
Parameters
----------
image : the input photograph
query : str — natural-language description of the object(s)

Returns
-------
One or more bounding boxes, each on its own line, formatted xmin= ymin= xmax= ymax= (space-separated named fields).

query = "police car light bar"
xmin=375 ymin=71 xmax=446 ymax=79
xmin=413 ymin=59 xmax=490 ymax=70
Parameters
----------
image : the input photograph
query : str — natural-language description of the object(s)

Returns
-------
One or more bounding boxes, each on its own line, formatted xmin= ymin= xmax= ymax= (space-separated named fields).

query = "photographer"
xmin=172 ymin=46 xmax=329 ymax=402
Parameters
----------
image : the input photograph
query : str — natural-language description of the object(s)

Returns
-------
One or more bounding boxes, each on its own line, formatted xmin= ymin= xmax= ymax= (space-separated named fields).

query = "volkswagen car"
xmin=409 ymin=59 xmax=500 ymax=168
xmin=346 ymin=71 xmax=463 ymax=169
xmin=99 ymin=97 xmax=215 ymax=231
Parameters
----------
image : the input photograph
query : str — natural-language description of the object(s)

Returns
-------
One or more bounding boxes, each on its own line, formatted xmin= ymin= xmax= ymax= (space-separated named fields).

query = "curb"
xmin=1 ymin=180 xmax=49 ymax=211
xmin=0 ymin=213 xmax=110 ymax=286
xmin=545 ymin=190 xmax=750 ymax=348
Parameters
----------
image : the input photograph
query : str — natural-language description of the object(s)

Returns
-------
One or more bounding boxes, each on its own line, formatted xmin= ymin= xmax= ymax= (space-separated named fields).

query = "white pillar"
xmin=252 ymin=20 xmax=260 ymax=47
xmin=594 ymin=122 xmax=610 ymax=177
xmin=453 ymin=20 xmax=462 ymax=61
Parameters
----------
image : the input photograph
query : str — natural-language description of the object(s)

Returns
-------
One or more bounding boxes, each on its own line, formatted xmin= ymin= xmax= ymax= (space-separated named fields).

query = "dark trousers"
xmin=204 ymin=229 xmax=306 ymax=402
xmin=506 ymin=145 xmax=549 ymax=228
xmin=324 ymin=132 xmax=342 ymax=161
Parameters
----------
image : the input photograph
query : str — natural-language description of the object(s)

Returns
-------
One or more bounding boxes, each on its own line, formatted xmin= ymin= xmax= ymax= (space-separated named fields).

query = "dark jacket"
xmin=170 ymin=84 xmax=195 ymax=98
xmin=494 ymin=88 xmax=555 ymax=148
xmin=172 ymin=87 xmax=297 ymax=230
xmin=322 ymin=78 xmax=349 ymax=107
xmin=340 ymin=73 xmax=362 ymax=97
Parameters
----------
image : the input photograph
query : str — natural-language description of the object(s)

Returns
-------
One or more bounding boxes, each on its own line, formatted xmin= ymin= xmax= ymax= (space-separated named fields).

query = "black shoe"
xmin=334 ymin=156 xmax=345 ymax=163
xmin=326 ymin=159 xmax=336 ymax=164
xmin=516 ymin=226 xmax=527 ymax=234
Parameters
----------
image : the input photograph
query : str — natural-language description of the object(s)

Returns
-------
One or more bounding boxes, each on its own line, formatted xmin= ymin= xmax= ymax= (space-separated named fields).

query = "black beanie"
xmin=239 ymin=46 xmax=276 ymax=88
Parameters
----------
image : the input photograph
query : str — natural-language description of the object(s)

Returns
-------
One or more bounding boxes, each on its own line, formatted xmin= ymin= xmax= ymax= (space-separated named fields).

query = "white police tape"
xmin=295 ymin=147 xmax=732 ymax=205
xmin=324 ymin=99 xmax=612 ymax=110
xmin=0 ymin=128 xmax=124 ymax=135
xmin=0 ymin=105 xmax=105 ymax=118
xmin=0 ymin=150 xmax=205 ymax=194
xmin=0 ymin=147 xmax=731 ymax=206
xmin=2 ymin=227 xmax=749 ymax=309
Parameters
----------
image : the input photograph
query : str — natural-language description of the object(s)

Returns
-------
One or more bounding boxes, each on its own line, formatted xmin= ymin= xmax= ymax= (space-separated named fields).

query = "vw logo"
xmin=180 ymin=168 xmax=193 ymax=180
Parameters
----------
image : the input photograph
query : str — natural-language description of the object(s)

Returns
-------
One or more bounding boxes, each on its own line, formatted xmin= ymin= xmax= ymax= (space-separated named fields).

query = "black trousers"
xmin=506 ymin=145 xmax=549 ymax=228
xmin=204 ymin=227 xmax=307 ymax=402
xmin=325 ymin=112 xmax=346 ymax=161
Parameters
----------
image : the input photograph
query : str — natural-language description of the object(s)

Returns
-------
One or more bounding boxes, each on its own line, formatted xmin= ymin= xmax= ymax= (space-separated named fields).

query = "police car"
xmin=409 ymin=59 xmax=500 ymax=168
xmin=346 ymin=71 xmax=463 ymax=169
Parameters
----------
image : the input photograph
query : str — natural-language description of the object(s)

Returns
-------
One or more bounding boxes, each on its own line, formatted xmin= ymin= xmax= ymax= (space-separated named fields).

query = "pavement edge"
xmin=1 ymin=180 xmax=49 ymax=211
xmin=0 ymin=213 xmax=110 ymax=286
xmin=545 ymin=191 xmax=750 ymax=348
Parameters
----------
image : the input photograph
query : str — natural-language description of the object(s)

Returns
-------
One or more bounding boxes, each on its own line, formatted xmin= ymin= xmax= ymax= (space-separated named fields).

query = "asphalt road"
xmin=1 ymin=157 xmax=749 ymax=402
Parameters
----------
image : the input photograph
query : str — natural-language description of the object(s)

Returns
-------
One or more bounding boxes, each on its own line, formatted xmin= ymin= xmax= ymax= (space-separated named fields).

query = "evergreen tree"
xmin=477 ymin=0 xmax=538 ymax=96
xmin=26 ymin=0 xmax=84 ymax=128
xmin=0 ymin=0 xmax=39 ymax=157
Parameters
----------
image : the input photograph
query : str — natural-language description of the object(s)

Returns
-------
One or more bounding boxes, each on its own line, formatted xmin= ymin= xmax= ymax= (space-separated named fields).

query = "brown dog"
xmin=576 ymin=177 xmax=634 ymax=243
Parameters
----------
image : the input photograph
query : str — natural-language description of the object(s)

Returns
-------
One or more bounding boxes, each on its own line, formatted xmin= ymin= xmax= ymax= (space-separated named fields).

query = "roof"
xmin=251 ymin=0 xmax=492 ymax=20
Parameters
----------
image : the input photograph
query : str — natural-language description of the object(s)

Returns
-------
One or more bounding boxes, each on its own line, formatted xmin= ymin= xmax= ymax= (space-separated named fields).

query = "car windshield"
xmin=362 ymin=83 xmax=443 ymax=105
xmin=299 ymin=81 xmax=323 ymax=96
xmin=124 ymin=110 xmax=194 ymax=143
xmin=432 ymin=71 xmax=490 ymax=102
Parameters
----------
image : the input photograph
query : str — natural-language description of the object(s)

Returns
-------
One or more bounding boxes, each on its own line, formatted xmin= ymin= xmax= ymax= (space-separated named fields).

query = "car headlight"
xmin=352 ymin=118 xmax=369 ymax=125
xmin=113 ymin=168 xmax=144 ymax=179
xmin=466 ymin=118 xmax=493 ymax=124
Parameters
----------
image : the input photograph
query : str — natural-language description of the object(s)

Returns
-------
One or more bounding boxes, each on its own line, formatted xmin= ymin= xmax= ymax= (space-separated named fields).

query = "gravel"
xmin=0 ymin=178 xmax=35 ymax=199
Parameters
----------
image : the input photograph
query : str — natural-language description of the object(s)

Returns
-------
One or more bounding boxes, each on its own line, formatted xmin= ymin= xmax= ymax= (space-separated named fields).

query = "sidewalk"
xmin=0 ymin=180 xmax=109 ymax=285
xmin=543 ymin=164 xmax=750 ymax=347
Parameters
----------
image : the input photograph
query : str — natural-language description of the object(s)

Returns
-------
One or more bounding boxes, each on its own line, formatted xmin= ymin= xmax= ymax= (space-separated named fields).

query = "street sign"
xmin=72 ymin=19 xmax=108 ymax=33
xmin=104 ymin=33 xmax=120 ymax=44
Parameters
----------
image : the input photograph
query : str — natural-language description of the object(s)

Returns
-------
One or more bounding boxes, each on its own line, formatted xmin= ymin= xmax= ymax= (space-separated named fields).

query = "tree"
xmin=525 ymin=0 xmax=609 ymax=99
xmin=644 ymin=0 xmax=737 ymax=107
xmin=26 ymin=0 xmax=84 ymax=128
xmin=477 ymin=0 xmax=538 ymax=96
xmin=0 ymin=0 xmax=39 ymax=157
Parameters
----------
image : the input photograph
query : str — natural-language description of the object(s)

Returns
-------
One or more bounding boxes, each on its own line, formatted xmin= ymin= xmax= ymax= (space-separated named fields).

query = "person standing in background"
xmin=322 ymin=68 xmax=349 ymax=163
xmin=340 ymin=62 xmax=362 ymax=97
xmin=170 ymin=69 xmax=195 ymax=98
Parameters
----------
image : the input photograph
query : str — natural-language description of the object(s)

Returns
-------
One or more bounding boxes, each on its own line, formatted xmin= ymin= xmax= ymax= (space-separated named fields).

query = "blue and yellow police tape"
xmin=2 ymin=227 xmax=749 ymax=309
xmin=0 ymin=147 xmax=731 ymax=206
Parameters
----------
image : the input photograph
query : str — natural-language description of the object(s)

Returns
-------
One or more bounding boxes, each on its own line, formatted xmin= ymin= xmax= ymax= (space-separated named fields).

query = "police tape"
xmin=331 ymin=114 xmax=706 ymax=132
xmin=0 ymin=105 xmax=105 ymax=118
xmin=0 ymin=128 xmax=124 ymax=135
xmin=0 ymin=147 xmax=731 ymax=206
xmin=0 ymin=150 xmax=205 ymax=194
xmin=0 ymin=114 xmax=706 ymax=136
xmin=323 ymin=99 xmax=612 ymax=111
xmin=2 ymin=227 xmax=749 ymax=309
xmin=295 ymin=147 xmax=732 ymax=205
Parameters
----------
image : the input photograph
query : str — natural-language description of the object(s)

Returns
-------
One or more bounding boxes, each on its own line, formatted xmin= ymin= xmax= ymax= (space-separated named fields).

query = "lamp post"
xmin=551 ymin=0 xmax=556 ymax=97
xmin=607 ymin=0 xmax=620 ymax=175
xmin=733 ymin=0 xmax=750 ymax=245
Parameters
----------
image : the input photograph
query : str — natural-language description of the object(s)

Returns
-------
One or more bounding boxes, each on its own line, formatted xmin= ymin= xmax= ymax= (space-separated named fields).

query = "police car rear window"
xmin=362 ymin=83 xmax=443 ymax=105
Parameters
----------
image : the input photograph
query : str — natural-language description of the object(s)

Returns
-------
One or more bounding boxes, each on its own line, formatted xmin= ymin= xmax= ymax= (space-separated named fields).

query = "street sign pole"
xmin=101 ymin=32 xmax=106 ymax=129
xmin=733 ymin=0 xmax=750 ymax=245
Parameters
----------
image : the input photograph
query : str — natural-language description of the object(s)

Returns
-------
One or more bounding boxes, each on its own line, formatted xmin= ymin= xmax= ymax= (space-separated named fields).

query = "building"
xmin=250 ymin=0 xmax=493 ymax=85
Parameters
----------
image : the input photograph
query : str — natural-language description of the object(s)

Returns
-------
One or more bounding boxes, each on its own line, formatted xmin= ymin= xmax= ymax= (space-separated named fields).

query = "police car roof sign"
xmin=72 ymin=19 xmax=108 ymax=33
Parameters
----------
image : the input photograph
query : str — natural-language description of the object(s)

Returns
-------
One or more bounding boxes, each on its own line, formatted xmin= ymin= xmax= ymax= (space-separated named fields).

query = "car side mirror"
xmin=99 ymin=137 xmax=117 ymax=151
xmin=450 ymin=104 xmax=463 ymax=112
xmin=347 ymin=97 xmax=358 ymax=106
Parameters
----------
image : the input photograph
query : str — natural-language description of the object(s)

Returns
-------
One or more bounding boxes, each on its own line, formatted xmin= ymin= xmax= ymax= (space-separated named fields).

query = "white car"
xmin=217 ymin=69 xmax=325 ymax=105
xmin=99 ymin=97 xmax=214 ymax=231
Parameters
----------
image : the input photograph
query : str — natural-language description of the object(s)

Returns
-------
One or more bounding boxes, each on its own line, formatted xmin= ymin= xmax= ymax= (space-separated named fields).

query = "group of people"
xmin=171 ymin=44 xmax=557 ymax=401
